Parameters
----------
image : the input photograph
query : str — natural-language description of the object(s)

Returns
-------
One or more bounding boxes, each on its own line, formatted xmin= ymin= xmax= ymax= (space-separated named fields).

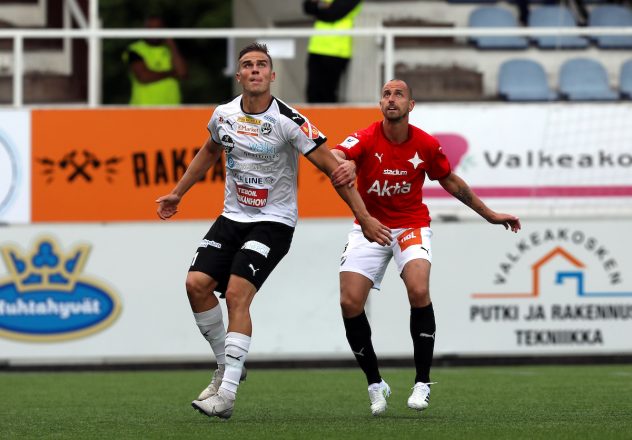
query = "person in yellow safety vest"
xmin=123 ymin=15 xmax=188 ymax=106
xmin=304 ymin=0 xmax=362 ymax=103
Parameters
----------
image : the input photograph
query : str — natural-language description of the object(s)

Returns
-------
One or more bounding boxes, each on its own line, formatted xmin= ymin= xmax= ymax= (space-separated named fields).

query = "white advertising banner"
xmin=411 ymin=104 xmax=632 ymax=217
xmin=371 ymin=218 xmax=632 ymax=356
xmin=0 ymin=110 xmax=30 ymax=224
xmin=0 ymin=217 xmax=631 ymax=365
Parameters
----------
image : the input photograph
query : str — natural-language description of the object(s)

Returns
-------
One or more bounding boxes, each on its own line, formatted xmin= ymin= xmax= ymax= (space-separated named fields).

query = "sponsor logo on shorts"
xmin=397 ymin=228 xmax=422 ymax=252
xmin=300 ymin=122 xmax=320 ymax=140
xmin=200 ymin=239 xmax=222 ymax=249
xmin=237 ymin=124 xmax=259 ymax=137
xmin=367 ymin=180 xmax=412 ymax=196
xmin=383 ymin=169 xmax=407 ymax=176
xmin=242 ymin=240 xmax=270 ymax=258
xmin=339 ymin=136 xmax=359 ymax=150
xmin=236 ymin=184 xmax=268 ymax=207
xmin=237 ymin=116 xmax=261 ymax=125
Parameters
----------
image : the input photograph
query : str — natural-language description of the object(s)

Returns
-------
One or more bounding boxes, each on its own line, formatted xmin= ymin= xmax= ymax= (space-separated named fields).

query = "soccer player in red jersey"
xmin=331 ymin=79 xmax=521 ymax=416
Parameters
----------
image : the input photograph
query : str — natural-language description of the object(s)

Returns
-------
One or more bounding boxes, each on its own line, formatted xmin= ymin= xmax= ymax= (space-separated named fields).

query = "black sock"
xmin=410 ymin=303 xmax=436 ymax=384
xmin=343 ymin=311 xmax=381 ymax=385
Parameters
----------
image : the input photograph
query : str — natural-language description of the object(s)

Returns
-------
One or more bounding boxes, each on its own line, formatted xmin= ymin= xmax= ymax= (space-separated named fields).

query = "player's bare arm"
xmin=330 ymin=149 xmax=356 ymax=188
xmin=439 ymin=172 xmax=521 ymax=233
xmin=156 ymin=136 xmax=223 ymax=220
xmin=307 ymin=145 xmax=392 ymax=245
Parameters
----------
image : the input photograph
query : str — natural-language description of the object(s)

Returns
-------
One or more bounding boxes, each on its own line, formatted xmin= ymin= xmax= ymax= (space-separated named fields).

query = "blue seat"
xmin=620 ymin=59 xmax=632 ymax=99
xmin=529 ymin=6 xmax=589 ymax=48
xmin=499 ymin=59 xmax=558 ymax=101
xmin=589 ymin=5 xmax=632 ymax=48
xmin=468 ymin=6 xmax=529 ymax=49
xmin=559 ymin=58 xmax=619 ymax=100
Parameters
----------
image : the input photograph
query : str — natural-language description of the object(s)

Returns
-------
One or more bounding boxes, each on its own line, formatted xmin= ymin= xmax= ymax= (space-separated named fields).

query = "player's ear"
xmin=270 ymin=71 xmax=276 ymax=83
xmin=235 ymin=72 xmax=241 ymax=83
xmin=409 ymin=99 xmax=415 ymax=112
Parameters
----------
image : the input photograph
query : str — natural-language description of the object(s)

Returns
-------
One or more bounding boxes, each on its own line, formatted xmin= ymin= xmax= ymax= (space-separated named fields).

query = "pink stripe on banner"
xmin=424 ymin=186 xmax=632 ymax=198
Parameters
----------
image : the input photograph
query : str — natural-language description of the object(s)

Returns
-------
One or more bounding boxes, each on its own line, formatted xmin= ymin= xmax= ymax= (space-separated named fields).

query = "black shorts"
xmin=189 ymin=215 xmax=295 ymax=296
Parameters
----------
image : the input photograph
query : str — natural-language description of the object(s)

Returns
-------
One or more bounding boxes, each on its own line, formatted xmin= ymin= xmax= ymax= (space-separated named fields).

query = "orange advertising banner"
xmin=31 ymin=107 xmax=380 ymax=222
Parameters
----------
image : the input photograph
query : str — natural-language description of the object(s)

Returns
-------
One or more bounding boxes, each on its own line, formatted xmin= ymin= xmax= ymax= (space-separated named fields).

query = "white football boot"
xmin=192 ymin=389 xmax=234 ymax=420
xmin=407 ymin=382 xmax=434 ymax=411
xmin=196 ymin=366 xmax=247 ymax=401
xmin=368 ymin=380 xmax=391 ymax=416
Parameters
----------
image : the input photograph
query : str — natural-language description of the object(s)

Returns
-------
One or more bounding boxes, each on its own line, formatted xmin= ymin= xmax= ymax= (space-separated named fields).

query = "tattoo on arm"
xmin=453 ymin=185 xmax=473 ymax=208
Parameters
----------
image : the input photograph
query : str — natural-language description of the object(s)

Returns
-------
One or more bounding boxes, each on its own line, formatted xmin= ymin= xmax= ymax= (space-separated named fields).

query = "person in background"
xmin=123 ymin=15 xmax=187 ymax=105
xmin=303 ymin=0 xmax=362 ymax=103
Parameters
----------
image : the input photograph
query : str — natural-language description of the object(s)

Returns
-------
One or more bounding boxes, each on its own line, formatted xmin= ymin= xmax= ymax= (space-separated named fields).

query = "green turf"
xmin=1 ymin=365 xmax=631 ymax=439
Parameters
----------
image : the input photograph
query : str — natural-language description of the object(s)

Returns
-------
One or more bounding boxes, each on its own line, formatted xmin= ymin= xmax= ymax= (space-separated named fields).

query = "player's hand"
xmin=331 ymin=160 xmax=356 ymax=188
xmin=359 ymin=216 xmax=392 ymax=246
xmin=489 ymin=212 xmax=521 ymax=233
xmin=156 ymin=193 xmax=181 ymax=220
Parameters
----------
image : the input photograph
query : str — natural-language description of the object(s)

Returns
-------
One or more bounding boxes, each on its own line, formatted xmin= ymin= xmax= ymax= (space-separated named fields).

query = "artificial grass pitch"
xmin=2 ymin=365 xmax=631 ymax=439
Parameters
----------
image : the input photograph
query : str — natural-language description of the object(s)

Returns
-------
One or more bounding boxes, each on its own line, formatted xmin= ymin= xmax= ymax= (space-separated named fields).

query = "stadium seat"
xmin=559 ymin=58 xmax=619 ymax=100
xmin=529 ymin=6 xmax=589 ymax=49
xmin=498 ymin=59 xmax=558 ymax=101
xmin=468 ymin=6 xmax=529 ymax=49
xmin=620 ymin=59 xmax=632 ymax=99
xmin=589 ymin=5 xmax=632 ymax=49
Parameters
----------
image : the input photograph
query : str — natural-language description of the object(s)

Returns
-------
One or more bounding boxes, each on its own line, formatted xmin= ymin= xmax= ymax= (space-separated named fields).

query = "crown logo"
xmin=1 ymin=237 xmax=90 ymax=293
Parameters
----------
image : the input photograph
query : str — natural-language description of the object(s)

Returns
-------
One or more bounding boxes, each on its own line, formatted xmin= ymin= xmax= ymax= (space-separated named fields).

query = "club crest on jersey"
xmin=367 ymin=180 xmax=411 ymax=196
xmin=300 ymin=122 xmax=320 ymax=140
xmin=260 ymin=122 xmax=272 ymax=135
xmin=397 ymin=228 xmax=422 ymax=252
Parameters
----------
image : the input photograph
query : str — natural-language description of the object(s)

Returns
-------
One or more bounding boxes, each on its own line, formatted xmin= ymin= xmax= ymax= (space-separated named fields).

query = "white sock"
xmin=220 ymin=332 xmax=251 ymax=399
xmin=194 ymin=305 xmax=226 ymax=366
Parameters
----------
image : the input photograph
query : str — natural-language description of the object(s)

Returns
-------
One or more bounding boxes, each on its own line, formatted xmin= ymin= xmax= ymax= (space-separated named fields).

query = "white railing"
xmin=1 ymin=24 xmax=632 ymax=107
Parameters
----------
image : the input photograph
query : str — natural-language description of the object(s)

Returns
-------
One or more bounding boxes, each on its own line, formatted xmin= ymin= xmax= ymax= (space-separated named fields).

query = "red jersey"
xmin=334 ymin=121 xmax=451 ymax=229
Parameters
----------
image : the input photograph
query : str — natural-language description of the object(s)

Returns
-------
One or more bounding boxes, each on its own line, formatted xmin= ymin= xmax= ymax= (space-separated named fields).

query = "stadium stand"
xmin=498 ymin=58 xmax=558 ymax=101
xmin=559 ymin=57 xmax=619 ymax=100
xmin=620 ymin=59 xmax=632 ymax=99
xmin=589 ymin=5 xmax=632 ymax=48
xmin=0 ymin=0 xmax=87 ymax=104
xmin=467 ymin=6 xmax=529 ymax=49
xmin=528 ymin=5 xmax=589 ymax=49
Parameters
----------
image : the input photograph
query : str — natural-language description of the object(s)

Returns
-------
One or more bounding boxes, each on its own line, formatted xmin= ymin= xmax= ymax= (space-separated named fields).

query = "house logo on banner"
xmin=0 ymin=129 xmax=20 ymax=217
xmin=0 ymin=237 xmax=122 ymax=341
xmin=469 ymin=228 xmax=632 ymax=348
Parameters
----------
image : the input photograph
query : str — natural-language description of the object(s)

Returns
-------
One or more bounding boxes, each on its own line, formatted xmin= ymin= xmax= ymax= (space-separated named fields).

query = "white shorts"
xmin=340 ymin=224 xmax=433 ymax=290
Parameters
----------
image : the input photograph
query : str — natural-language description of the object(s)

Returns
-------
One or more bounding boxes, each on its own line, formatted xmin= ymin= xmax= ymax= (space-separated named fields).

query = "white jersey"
xmin=208 ymin=95 xmax=327 ymax=227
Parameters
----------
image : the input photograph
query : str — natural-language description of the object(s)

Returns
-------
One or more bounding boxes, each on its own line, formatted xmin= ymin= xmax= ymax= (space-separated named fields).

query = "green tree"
xmin=100 ymin=0 xmax=232 ymax=104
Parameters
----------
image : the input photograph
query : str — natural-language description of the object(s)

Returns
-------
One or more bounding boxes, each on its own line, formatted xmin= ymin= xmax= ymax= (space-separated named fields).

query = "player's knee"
xmin=408 ymin=286 xmax=430 ymax=307
xmin=340 ymin=296 xmax=364 ymax=317
xmin=185 ymin=274 xmax=213 ymax=300
xmin=224 ymin=288 xmax=248 ymax=313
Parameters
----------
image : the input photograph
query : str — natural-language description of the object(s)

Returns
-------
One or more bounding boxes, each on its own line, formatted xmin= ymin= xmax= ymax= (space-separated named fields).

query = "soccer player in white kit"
xmin=331 ymin=79 xmax=521 ymax=416
xmin=156 ymin=42 xmax=391 ymax=419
